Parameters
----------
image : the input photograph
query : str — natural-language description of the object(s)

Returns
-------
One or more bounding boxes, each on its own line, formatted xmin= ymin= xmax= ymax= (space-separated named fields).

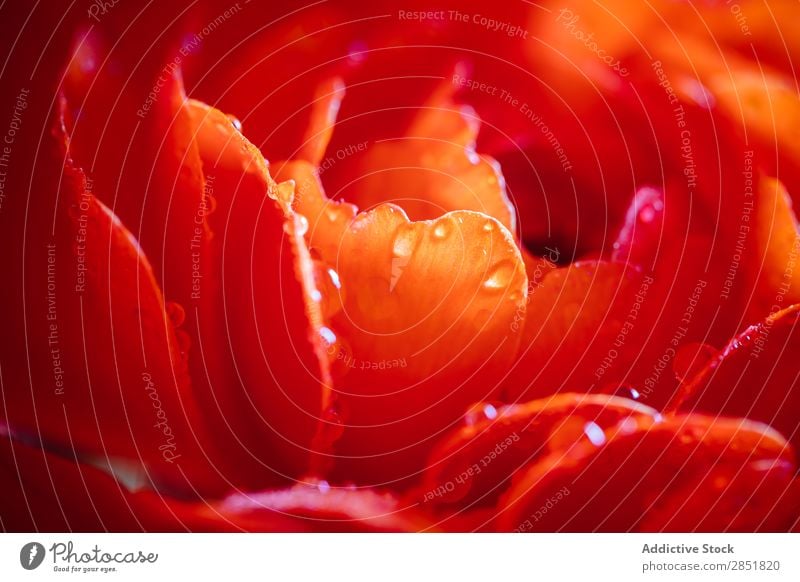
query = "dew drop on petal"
xmin=482 ymin=221 xmax=494 ymax=233
xmin=392 ymin=226 xmax=417 ymax=258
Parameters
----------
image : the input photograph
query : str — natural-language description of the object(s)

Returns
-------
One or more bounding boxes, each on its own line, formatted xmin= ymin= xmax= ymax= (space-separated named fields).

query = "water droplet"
xmin=639 ymin=206 xmax=656 ymax=224
xmin=319 ymin=403 xmax=345 ymax=444
xmin=433 ymin=221 xmax=450 ymax=240
xmin=392 ymin=226 xmax=417 ymax=258
xmin=618 ymin=416 xmax=640 ymax=434
xmin=317 ymin=479 xmax=331 ymax=494
xmin=464 ymin=401 xmax=503 ymax=426
xmin=325 ymin=208 xmax=341 ymax=222
xmin=484 ymin=260 xmax=515 ymax=291
xmin=347 ymin=40 xmax=367 ymax=64
xmin=482 ymin=221 xmax=494 ymax=233
xmin=295 ymin=214 xmax=309 ymax=236
xmin=227 ymin=114 xmax=242 ymax=132
xmin=673 ymin=342 xmax=718 ymax=383
xmin=166 ymin=301 xmax=186 ymax=327
xmin=583 ymin=421 xmax=606 ymax=447
xmin=313 ymin=261 xmax=343 ymax=318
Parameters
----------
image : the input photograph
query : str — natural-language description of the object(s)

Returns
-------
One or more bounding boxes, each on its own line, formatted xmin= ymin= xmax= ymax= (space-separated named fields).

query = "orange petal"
xmin=326 ymin=205 xmax=527 ymax=487
xmin=319 ymin=89 xmax=515 ymax=232
xmin=220 ymin=482 xmax=434 ymax=532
